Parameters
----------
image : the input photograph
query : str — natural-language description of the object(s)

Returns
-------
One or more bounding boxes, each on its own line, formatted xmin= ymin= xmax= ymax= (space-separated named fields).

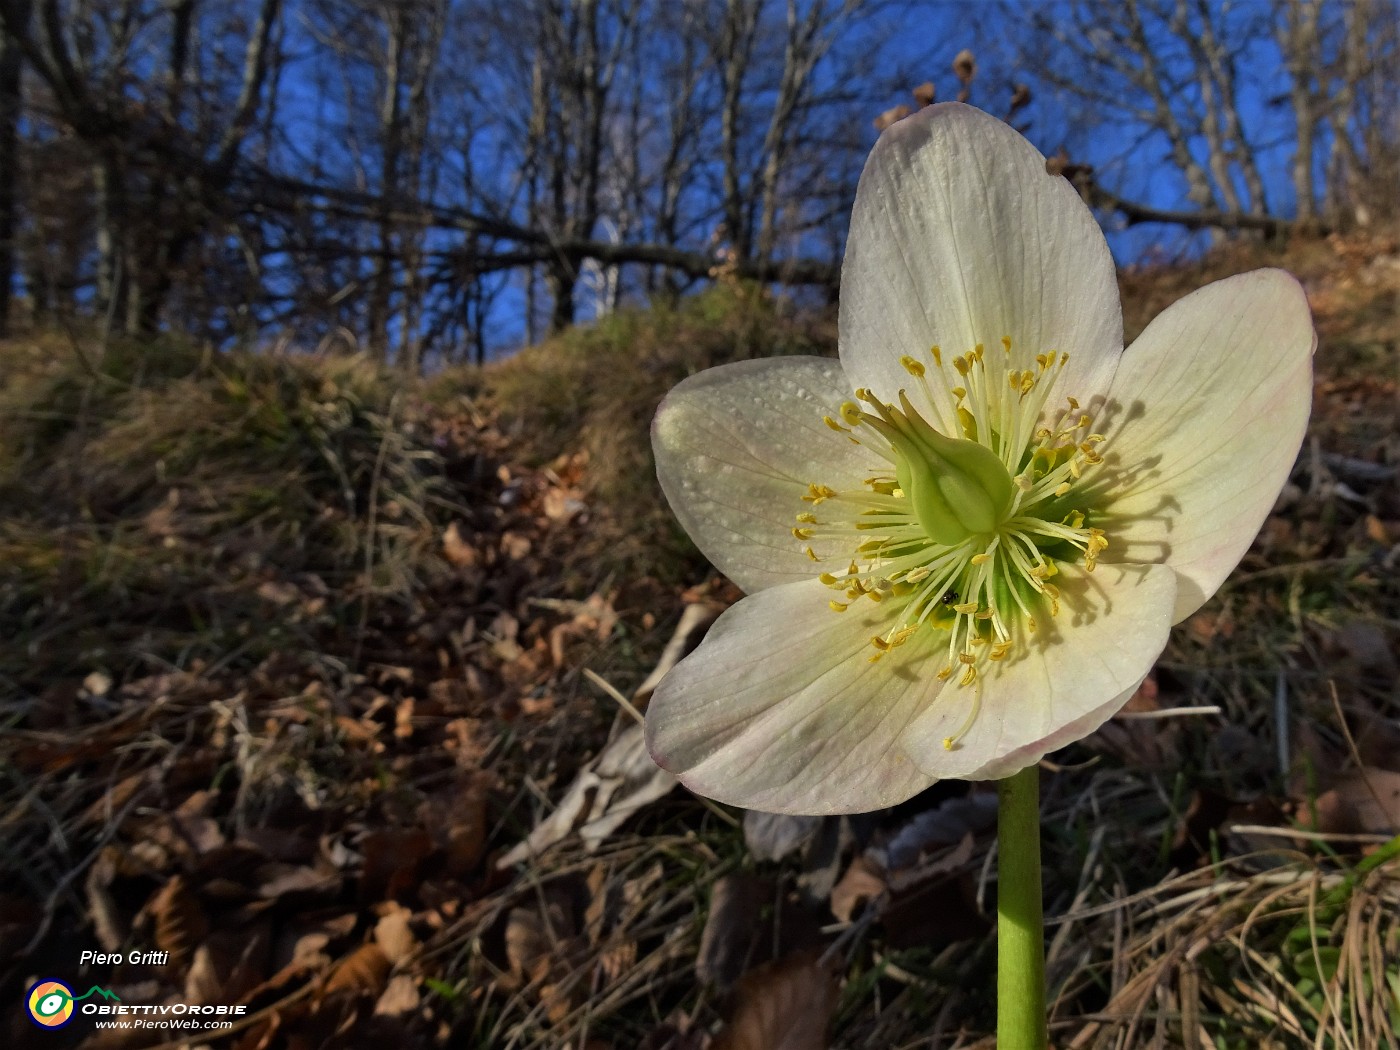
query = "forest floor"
xmin=2 ymin=229 xmax=1398 ymax=1050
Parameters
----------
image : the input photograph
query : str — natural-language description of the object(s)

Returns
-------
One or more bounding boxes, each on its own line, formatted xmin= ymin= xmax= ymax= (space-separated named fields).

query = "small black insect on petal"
xmin=941 ymin=590 xmax=959 ymax=605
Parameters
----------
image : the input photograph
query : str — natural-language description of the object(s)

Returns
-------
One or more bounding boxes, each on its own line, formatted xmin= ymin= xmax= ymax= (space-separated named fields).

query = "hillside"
xmin=3 ymin=233 xmax=1398 ymax=1050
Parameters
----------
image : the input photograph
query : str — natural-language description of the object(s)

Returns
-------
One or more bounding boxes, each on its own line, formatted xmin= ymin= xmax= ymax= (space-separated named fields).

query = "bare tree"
xmin=0 ymin=0 xmax=29 ymax=335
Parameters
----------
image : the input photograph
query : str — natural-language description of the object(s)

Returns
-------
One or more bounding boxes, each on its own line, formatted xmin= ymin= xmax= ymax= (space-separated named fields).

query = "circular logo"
xmin=27 ymin=979 xmax=75 ymax=1029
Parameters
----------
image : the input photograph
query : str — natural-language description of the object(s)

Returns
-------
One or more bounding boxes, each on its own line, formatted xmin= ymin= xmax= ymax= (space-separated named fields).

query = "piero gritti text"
xmin=79 ymin=949 xmax=171 ymax=966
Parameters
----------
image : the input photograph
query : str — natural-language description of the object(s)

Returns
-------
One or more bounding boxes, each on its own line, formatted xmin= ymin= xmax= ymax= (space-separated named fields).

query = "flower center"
xmin=794 ymin=338 xmax=1109 ymax=748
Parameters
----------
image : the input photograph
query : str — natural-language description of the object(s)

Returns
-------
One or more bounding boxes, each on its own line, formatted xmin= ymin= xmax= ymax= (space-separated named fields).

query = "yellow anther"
xmin=819 ymin=572 xmax=840 ymax=586
xmin=1001 ymin=335 xmax=1012 ymax=353
xmin=1054 ymin=482 xmax=1071 ymax=497
xmin=958 ymin=651 xmax=977 ymax=665
xmin=973 ymin=343 xmax=985 ymax=359
xmin=930 ymin=345 xmax=942 ymax=366
xmin=1066 ymin=396 xmax=1079 ymax=410
xmin=1063 ymin=510 xmax=1085 ymax=529
xmin=959 ymin=665 xmax=977 ymax=686
xmin=792 ymin=526 xmax=814 ymax=540
xmin=829 ymin=600 xmax=848 ymax=612
xmin=1078 ymin=414 xmax=1091 ymax=429
xmin=954 ymin=601 xmax=979 ymax=615
xmin=970 ymin=553 xmax=992 ymax=565
xmin=1015 ymin=473 xmax=1033 ymax=491
xmin=990 ymin=641 xmax=1013 ymax=661
xmin=1019 ymin=374 xmax=1035 ymax=395
xmin=795 ymin=512 xmax=817 ymax=524
xmin=936 ymin=665 xmax=953 ymax=681
xmin=1068 ymin=457 xmax=1082 ymax=479
xmin=871 ymin=636 xmax=890 ymax=651
xmin=900 ymin=354 xmax=926 ymax=377
xmin=1008 ymin=370 xmax=1021 ymax=391
xmin=804 ymin=546 xmax=819 ymax=561
xmin=951 ymin=386 xmax=967 ymax=399
xmin=974 ymin=608 xmax=994 ymax=620
xmin=953 ymin=356 xmax=970 ymax=376
xmin=905 ymin=566 xmax=931 ymax=583
xmin=1059 ymin=352 xmax=1069 ymax=366
xmin=839 ymin=401 xmax=863 ymax=426
xmin=823 ymin=415 xmax=847 ymax=432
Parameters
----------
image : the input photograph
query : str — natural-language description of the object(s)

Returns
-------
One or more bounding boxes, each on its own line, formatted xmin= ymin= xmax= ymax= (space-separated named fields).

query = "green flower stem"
xmin=997 ymin=763 xmax=1048 ymax=1050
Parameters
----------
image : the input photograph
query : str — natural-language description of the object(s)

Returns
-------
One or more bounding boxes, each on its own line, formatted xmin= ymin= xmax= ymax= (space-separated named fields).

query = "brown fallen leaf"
xmin=373 ymin=902 xmax=417 ymax=965
xmin=829 ymin=856 xmax=885 ymax=924
xmin=697 ymin=874 xmax=770 ymax=991
xmin=712 ymin=951 xmax=836 ymax=1050
xmin=373 ymin=974 xmax=421 ymax=1018
xmin=321 ymin=942 xmax=391 ymax=999
xmin=1311 ymin=767 xmax=1400 ymax=835
xmin=148 ymin=874 xmax=208 ymax=977
xmin=441 ymin=521 xmax=478 ymax=568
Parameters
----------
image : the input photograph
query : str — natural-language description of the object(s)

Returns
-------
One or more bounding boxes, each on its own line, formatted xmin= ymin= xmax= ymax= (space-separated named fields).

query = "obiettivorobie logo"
xmin=26 ymin=979 xmax=121 ymax=1029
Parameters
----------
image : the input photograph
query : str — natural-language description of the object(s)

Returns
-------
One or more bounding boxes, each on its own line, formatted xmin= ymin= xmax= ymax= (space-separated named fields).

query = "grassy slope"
xmin=0 ymin=237 xmax=1397 ymax=1049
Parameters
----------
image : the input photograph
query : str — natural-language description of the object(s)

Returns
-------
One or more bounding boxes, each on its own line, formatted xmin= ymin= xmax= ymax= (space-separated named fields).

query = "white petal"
xmin=840 ymin=102 xmax=1121 ymax=426
xmin=652 ymin=356 xmax=884 ymax=593
xmin=646 ymin=578 xmax=942 ymax=814
xmin=1090 ymin=270 xmax=1315 ymax=621
xmin=903 ymin=563 xmax=1176 ymax=781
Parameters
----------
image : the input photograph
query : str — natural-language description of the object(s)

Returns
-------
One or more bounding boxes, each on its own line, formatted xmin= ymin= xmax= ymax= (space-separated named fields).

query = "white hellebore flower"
xmin=646 ymin=103 xmax=1315 ymax=815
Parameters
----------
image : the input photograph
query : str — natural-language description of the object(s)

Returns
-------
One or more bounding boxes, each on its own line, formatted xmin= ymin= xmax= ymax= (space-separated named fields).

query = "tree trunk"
xmin=546 ymin=262 xmax=575 ymax=334
xmin=0 ymin=0 xmax=29 ymax=335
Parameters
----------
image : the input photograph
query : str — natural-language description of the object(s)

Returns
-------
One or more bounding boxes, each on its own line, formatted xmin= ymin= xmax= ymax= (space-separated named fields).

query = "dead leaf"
xmin=879 ymin=792 xmax=997 ymax=872
xmin=360 ymin=828 xmax=435 ymax=901
xmin=420 ymin=774 xmax=488 ymax=877
xmin=373 ymin=974 xmax=421 ymax=1018
xmin=322 ymin=943 xmax=391 ymax=999
xmin=712 ymin=951 xmax=835 ymax=1050
xmin=829 ymin=856 xmax=886 ymax=924
xmin=697 ymin=875 xmax=769 ymax=991
xmin=185 ymin=924 xmax=270 ymax=1004
xmin=744 ymin=811 xmax=822 ymax=864
xmin=373 ymin=903 xmax=417 ymax=965
xmin=634 ymin=602 xmax=724 ymax=704
xmin=149 ymin=874 xmax=208 ymax=975
xmin=85 ymin=848 xmax=128 ymax=952
xmin=497 ymin=723 xmax=677 ymax=867
xmin=441 ymin=521 xmax=478 ymax=568
xmin=1311 ymin=767 xmax=1400 ymax=835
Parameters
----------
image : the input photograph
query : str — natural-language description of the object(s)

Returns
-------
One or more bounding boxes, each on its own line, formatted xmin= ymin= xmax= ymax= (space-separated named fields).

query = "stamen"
xmin=799 ymin=335 xmax=1112 ymax=718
